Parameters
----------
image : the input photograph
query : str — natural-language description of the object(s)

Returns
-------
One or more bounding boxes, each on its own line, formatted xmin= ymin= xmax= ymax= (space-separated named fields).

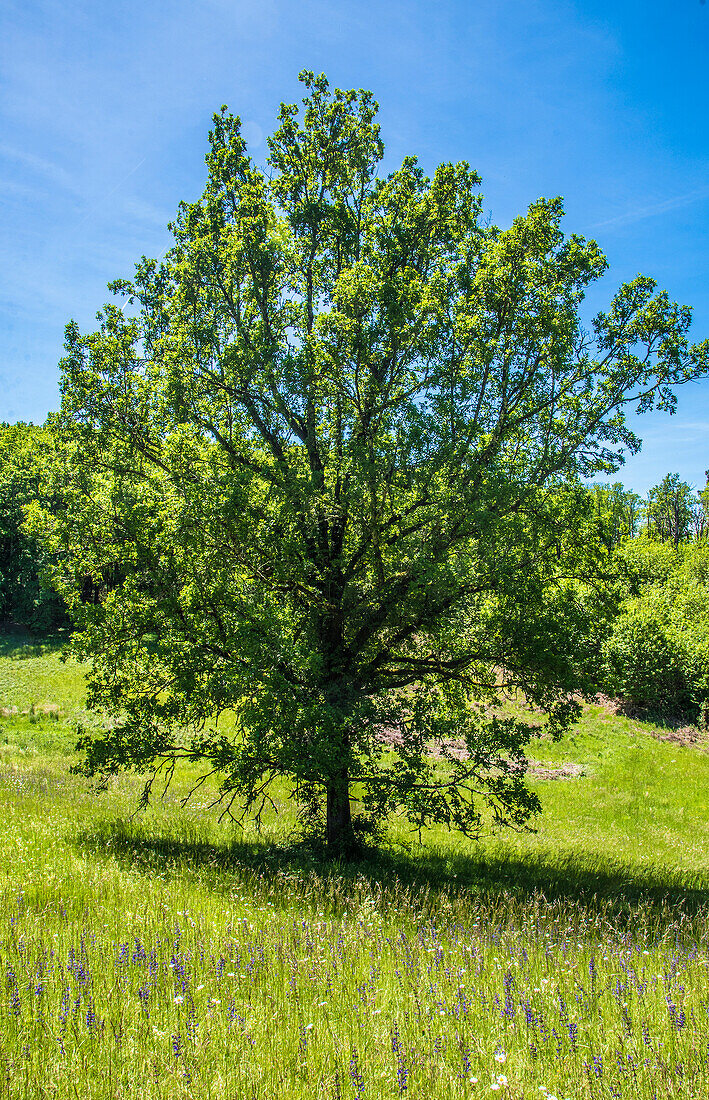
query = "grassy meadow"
xmin=1 ymin=631 xmax=709 ymax=1099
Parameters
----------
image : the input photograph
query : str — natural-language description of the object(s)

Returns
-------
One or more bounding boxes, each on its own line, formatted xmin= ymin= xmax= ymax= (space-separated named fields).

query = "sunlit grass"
xmin=1 ymin=634 xmax=709 ymax=1098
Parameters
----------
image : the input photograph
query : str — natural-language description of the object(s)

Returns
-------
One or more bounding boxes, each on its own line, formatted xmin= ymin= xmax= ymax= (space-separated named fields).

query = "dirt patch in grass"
xmin=378 ymin=726 xmax=584 ymax=779
xmin=525 ymin=760 xmax=584 ymax=780
xmin=645 ymin=726 xmax=709 ymax=748
xmin=593 ymin=694 xmax=709 ymax=750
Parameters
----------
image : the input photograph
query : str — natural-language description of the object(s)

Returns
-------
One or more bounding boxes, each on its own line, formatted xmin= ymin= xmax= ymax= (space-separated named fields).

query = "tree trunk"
xmin=326 ymin=772 xmax=355 ymax=855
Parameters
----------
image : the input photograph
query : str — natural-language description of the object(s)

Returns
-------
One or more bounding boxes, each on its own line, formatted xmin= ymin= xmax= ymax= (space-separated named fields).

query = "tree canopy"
xmin=646 ymin=473 xmax=698 ymax=545
xmin=589 ymin=482 xmax=644 ymax=552
xmin=37 ymin=72 xmax=709 ymax=852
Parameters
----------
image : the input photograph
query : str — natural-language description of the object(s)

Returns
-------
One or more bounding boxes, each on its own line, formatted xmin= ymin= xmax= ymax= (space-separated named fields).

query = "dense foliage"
xmin=602 ymin=538 xmax=709 ymax=719
xmin=587 ymin=481 xmax=644 ymax=552
xmin=30 ymin=74 xmax=709 ymax=851
xmin=0 ymin=422 xmax=66 ymax=633
xmin=645 ymin=472 xmax=703 ymax=543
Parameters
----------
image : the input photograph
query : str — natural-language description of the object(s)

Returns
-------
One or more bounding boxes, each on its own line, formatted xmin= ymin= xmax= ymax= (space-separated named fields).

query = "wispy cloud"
xmin=0 ymin=142 xmax=81 ymax=197
xmin=589 ymin=187 xmax=709 ymax=231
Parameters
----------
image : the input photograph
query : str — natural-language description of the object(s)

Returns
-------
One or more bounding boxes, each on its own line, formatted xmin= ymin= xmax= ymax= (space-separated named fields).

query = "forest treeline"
xmin=2 ymin=419 xmax=709 ymax=722
xmin=0 ymin=421 xmax=66 ymax=633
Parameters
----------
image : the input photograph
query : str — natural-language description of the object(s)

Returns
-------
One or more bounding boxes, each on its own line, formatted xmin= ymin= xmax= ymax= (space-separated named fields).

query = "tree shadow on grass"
xmin=74 ymin=816 xmax=709 ymax=927
xmin=0 ymin=625 xmax=69 ymax=660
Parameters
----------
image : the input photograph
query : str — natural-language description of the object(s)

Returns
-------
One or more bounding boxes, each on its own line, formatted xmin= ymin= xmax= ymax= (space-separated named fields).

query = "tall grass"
xmin=1 ymin=634 xmax=708 ymax=1098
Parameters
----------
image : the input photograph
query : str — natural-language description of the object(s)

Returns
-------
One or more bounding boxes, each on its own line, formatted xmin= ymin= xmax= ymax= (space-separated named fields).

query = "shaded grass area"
xmin=1 ymin=630 xmax=709 ymax=1097
xmin=75 ymin=815 xmax=709 ymax=932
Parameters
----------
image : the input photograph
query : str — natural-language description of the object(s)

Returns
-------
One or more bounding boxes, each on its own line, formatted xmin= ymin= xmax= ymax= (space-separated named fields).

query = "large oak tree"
xmin=42 ymin=73 xmax=708 ymax=851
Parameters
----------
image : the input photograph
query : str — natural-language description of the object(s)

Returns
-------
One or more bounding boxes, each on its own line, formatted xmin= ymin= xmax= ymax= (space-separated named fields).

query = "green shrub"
xmin=602 ymin=603 xmax=690 ymax=712
xmin=603 ymin=539 xmax=709 ymax=716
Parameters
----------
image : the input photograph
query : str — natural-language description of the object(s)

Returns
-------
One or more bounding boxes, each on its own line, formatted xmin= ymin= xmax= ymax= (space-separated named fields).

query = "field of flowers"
xmin=2 ymin=858 xmax=709 ymax=1099
xmin=1 ymin=636 xmax=709 ymax=1098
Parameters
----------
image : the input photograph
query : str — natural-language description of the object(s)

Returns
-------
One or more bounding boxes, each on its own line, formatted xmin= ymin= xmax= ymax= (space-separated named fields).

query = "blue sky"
xmin=1 ymin=0 xmax=707 ymax=494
